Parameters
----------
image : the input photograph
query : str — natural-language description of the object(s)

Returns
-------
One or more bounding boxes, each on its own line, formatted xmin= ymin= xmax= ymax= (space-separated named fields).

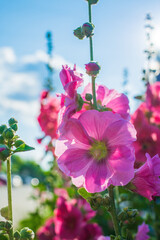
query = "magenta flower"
xmin=130 ymin=153 xmax=160 ymax=201
xmin=37 ymin=218 xmax=55 ymax=240
xmin=135 ymin=222 xmax=150 ymax=240
xmin=98 ymin=237 xmax=110 ymax=240
xmin=79 ymin=223 xmax=102 ymax=240
xmin=54 ymin=197 xmax=83 ymax=239
xmin=60 ymin=65 xmax=83 ymax=98
xmin=37 ymin=93 xmax=60 ymax=139
xmin=146 ymin=82 xmax=160 ymax=112
xmin=55 ymin=110 xmax=136 ymax=193
xmin=74 ymin=83 xmax=130 ymax=120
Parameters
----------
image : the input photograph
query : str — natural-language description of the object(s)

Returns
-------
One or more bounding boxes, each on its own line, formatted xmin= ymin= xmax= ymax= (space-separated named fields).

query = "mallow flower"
xmin=55 ymin=110 xmax=136 ymax=193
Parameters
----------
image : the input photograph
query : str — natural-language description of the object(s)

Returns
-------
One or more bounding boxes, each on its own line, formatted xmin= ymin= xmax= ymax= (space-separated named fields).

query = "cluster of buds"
xmin=0 ymin=118 xmax=34 ymax=162
xmin=118 ymin=207 xmax=138 ymax=224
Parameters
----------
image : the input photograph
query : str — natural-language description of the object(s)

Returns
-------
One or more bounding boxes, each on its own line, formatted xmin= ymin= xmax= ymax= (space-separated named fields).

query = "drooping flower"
xmin=37 ymin=92 xmax=60 ymax=139
xmin=135 ymin=222 xmax=150 ymax=240
xmin=79 ymin=223 xmax=102 ymax=240
xmin=55 ymin=110 xmax=136 ymax=193
xmin=54 ymin=196 xmax=83 ymax=239
xmin=74 ymin=83 xmax=130 ymax=120
xmin=58 ymin=65 xmax=83 ymax=132
xmin=130 ymin=153 xmax=160 ymax=201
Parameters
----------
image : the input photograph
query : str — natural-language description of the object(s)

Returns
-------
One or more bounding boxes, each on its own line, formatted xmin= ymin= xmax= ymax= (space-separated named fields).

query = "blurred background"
xmin=1 ymin=0 xmax=160 ymax=234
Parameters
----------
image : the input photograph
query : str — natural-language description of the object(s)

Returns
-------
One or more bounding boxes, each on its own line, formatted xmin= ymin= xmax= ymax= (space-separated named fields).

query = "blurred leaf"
xmin=78 ymin=188 xmax=92 ymax=199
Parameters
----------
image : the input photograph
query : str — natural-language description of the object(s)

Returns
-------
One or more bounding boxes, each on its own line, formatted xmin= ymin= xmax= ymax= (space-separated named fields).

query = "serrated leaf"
xmin=0 ymin=206 xmax=9 ymax=220
xmin=78 ymin=188 xmax=92 ymax=200
xmin=13 ymin=143 xmax=35 ymax=153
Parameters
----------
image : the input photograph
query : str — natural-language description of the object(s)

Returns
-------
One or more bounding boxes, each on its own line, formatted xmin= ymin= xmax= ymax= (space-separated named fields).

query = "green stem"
xmin=7 ymin=157 xmax=13 ymax=240
xmin=88 ymin=1 xmax=97 ymax=109
xmin=108 ymin=186 xmax=121 ymax=238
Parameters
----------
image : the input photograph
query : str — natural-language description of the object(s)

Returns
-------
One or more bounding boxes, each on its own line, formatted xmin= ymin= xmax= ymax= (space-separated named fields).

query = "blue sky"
xmin=1 ymin=0 xmax=160 ymax=165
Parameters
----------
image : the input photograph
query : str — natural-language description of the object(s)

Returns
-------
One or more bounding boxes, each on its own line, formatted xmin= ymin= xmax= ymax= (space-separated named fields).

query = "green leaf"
xmin=13 ymin=143 xmax=35 ymax=153
xmin=78 ymin=188 xmax=92 ymax=200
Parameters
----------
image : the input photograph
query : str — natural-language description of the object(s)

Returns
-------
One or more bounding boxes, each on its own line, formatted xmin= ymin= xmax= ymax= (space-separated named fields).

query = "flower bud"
xmin=15 ymin=140 xmax=24 ymax=148
xmin=2 ymin=128 xmax=14 ymax=140
xmin=20 ymin=227 xmax=35 ymax=240
xmin=85 ymin=93 xmax=93 ymax=101
xmin=0 ymin=221 xmax=6 ymax=230
xmin=11 ymin=123 xmax=18 ymax=131
xmin=82 ymin=22 xmax=94 ymax=37
xmin=74 ymin=27 xmax=85 ymax=40
xmin=5 ymin=221 xmax=12 ymax=230
xmin=0 ymin=145 xmax=10 ymax=161
xmin=14 ymin=230 xmax=21 ymax=239
xmin=76 ymin=94 xmax=84 ymax=111
xmin=0 ymin=125 xmax=7 ymax=134
xmin=85 ymin=61 xmax=101 ymax=77
xmin=8 ymin=118 xmax=18 ymax=126
xmin=85 ymin=0 xmax=99 ymax=5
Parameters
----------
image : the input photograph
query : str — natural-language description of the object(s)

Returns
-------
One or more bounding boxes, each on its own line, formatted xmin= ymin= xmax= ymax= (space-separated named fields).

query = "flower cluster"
xmin=37 ymin=192 xmax=102 ymax=240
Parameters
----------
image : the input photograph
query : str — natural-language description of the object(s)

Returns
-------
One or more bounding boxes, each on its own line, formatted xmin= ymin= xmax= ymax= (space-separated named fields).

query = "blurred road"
xmin=0 ymin=185 xmax=37 ymax=227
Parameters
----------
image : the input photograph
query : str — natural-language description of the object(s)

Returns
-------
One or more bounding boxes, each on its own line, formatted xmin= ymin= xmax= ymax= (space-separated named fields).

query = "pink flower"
xmin=37 ymin=218 xmax=55 ymax=240
xmin=146 ymin=82 xmax=160 ymax=111
xmin=54 ymin=197 xmax=83 ymax=239
xmin=98 ymin=237 xmax=110 ymax=240
xmin=130 ymin=153 xmax=160 ymax=201
xmin=37 ymin=92 xmax=60 ymax=139
xmin=60 ymin=65 xmax=83 ymax=98
xmin=131 ymin=104 xmax=160 ymax=166
xmin=79 ymin=223 xmax=102 ymax=240
xmin=76 ymin=198 xmax=96 ymax=221
xmin=135 ymin=222 xmax=150 ymax=240
xmin=74 ymin=83 xmax=130 ymax=120
xmin=55 ymin=110 xmax=136 ymax=193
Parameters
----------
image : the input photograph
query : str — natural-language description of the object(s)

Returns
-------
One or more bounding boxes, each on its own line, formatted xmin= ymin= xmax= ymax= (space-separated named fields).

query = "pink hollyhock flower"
xmin=37 ymin=218 xmax=55 ymax=240
xmin=54 ymin=196 xmax=83 ymax=239
xmin=146 ymin=82 xmax=160 ymax=111
xmin=37 ymin=92 xmax=60 ymax=139
xmin=55 ymin=110 xmax=136 ymax=193
xmin=135 ymin=222 xmax=150 ymax=240
xmin=130 ymin=153 xmax=160 ymax=201
xmin=131 ymin=104 xmax=160 ymax=166
xmin=77 ymin=198 xmax=96 ymax=221
xmin=79 ymin=223 xmax=102 ymax=240
xmin=74 ymin=83 xmax=130 ymax=120
xmin=60 ymin=65 xmax=83 ymax=98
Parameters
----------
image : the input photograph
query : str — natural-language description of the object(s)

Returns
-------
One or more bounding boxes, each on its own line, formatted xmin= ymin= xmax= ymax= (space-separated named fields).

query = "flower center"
xmin=89 ymin=140 xmax=108 ymax=162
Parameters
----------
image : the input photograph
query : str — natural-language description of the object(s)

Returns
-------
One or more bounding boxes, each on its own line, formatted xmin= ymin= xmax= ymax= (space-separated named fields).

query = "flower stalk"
xmin=88 ymin=0 xmax=97 ymax=109
xmin=108 ymin=186 xmax=122 ymax=239
xmin=7 ymin=156 xmax=13 ymax=240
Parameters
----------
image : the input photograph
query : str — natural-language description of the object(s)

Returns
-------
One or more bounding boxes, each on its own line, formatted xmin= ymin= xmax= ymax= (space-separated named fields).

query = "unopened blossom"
xmin=130 ymin=153 xmax=160 ymax=201
xmin=85 ymin=62 xmax=101 ymax=77
xmin=54 ymin=196 xmax=83 ymax=239
xmin=135 ymin=222 xmax=150 ymax=240
xmin=37 ymin=91 xmax=60 ymax=139
xmin=55 ymin=110 xmax=136 ymax=193
xmin=74 ymin=83 xmax=130 ymax=120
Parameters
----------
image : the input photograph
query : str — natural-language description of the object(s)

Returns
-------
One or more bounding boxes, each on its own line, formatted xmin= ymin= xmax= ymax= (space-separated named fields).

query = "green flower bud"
xmin=85 ymin=93 xmax=93 ymax=101
xmin=103 ymin=194 xmax=111 ymax=208
xmin=15 ymin=140 xmax=24 ymax=148
xmin=74 ymin=27 xmax=85 ymax=40
xmin=82 ymin=22 xmax=94 ymax=38
xmin=76 ymin=94 xmax=84 ymax=111
xmin=20 ymin=227 xmax=35 ymax=240
xmin=85 ymin=0 xmax=99 ymax=5
xmin=0 ymin=221 xmax=6 ymax=230
xmin=0 ymin=136 xmax=5 ymax=144
xmin=14 ymin=230 xmax=21 ymax=239
xmin=0 ymin=125 xmax=7 ymax=134
xmin=10 ymin=123 xmax=18 ymax=131
xmin=8 ymin=118 xmax=18 ymax=126
xmin=5 ymin=221 xmax=12 ymax=230
xmin=0 ymin=145 xmax=10 ymax=161
xmin=2 ymin=128 xmax=14 ymax=140
xmin=0 ymin=206 xmax=9 ymax=220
